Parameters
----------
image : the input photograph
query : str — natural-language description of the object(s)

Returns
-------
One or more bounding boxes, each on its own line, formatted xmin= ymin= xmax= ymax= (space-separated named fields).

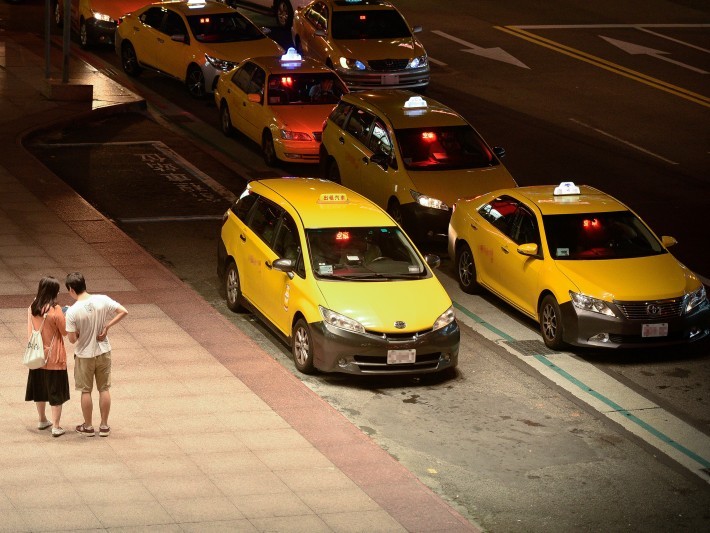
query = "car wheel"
xmin=224 ymin=261 xmax=243 ymax=312
xmin=387 ymin=199 xmax=404 ymax=226
xmin=79 ymin=18 xmax=90 ymax=48
xmin=186 ymin=66 xmax=206 ymax=98
xmin=121 ymin=42 xmax=142 ymax=77
xmin=54 ymin=1 xmax=63 ymax=27
xmin=326 ymin=159 xmax=341 ymax=183
xmin=262 ymin=131 xmax=278 ymax=166
xmin=275 ymin=0 xmax=294 ymax=29
xmin=292 ymin=318 xmax=315 ymax=374
xmin=220 ymin=102 xmax=233 ymax=136
xmin=540 ymin=294 xmax=565 ymax=350
xmin=456 ymin=242 xmax=479 ymax=294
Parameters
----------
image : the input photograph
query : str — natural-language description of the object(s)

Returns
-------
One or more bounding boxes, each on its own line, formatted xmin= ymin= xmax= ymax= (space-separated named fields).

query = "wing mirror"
xmin=370 ymin=152 xmax=389 ymax=170
xmin=517 ymin=243 xmax=538 ymax=257
xmin=493 ymin=146 xmax=506 ymax=159
xmin=425 ymin=254 xmax=441 ymax=269
xmin=661 ymin=236 xmax=677 ymax=248
xmin=248 ymin=93 xmax=261 ymax=103
xmin=412 ymin=26 xmax=422 ymax=34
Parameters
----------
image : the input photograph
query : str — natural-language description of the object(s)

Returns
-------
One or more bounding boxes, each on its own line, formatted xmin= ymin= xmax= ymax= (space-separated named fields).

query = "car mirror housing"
xmin=412 ymin=25 xmax=422 ymax=34
xmin=248 ymin=93 xmax=262 ymax=103
xmin=170 ymin=34 xmax=186 ymax=43
xmin=273 ymin=258 xmax=295 ymax=275
xmin=661 ymin=235 xmax=677 ymax=248
xmin=517 ymin=243 xmax=538 ymax=256
xmin=493 ymin=146 xmax=506 ymax=159
xmin=424 ymin=254 xmax=441 ymax=269
xmin=370 ymin=152 xmax=389 ymax=170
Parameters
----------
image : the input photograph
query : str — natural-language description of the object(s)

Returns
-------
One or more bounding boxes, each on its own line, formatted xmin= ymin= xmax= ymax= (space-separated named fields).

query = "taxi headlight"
xmin=407 ymin=55 xmax=428 ymax=69
xmin=685 ymin=285 xmax=706 ymax=313
xmin=570 ymin=291 xmax=616 ymax=317
xmin=280 ymin=130 xmax=312 ymax=141
xmin=319 ymin=306 xmax=365 ymax=334
xmin=92 ymin=11 xmax=114 ymax=23
xmin=433 ymin=306 xmax=455 ymax=331
xmin=205 ymin=54 xmax=236 ymax=72
xmin=338 ymin=57 xmax=367 ymax=71
xmin=410 ymin=190 xmax=449 ymax=211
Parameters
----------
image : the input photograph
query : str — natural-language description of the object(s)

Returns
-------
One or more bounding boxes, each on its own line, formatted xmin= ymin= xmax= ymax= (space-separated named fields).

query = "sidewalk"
xmin=0 ymin=32 xmax=478 ymax=532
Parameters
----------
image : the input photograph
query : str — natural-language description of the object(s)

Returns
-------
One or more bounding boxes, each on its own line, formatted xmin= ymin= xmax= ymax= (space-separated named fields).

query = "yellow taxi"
xmin=320 ymin=90 xmax=517 ymax=242
xmin=214 ymin=48 xmax=348 ymax=166
xmin=217 ymin=177 xmax=459 ymax=375
xmin=54 ymin=0 xmax=148 ymax=48
xmin=448 ymin=182 xmax=710 ymax=350
xmin=115 ymin=0 xmax=283 ymax=98
xmin=291 ymin=0 xmax=429 ymax=91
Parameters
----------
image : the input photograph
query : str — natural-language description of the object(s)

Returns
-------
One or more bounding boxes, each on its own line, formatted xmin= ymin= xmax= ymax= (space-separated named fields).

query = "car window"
xmin=478 ymin=196 xmax=519 ymax=235
xmin=344 ymin=107 xmax=376 ymax=145
xmin=163 ymin=10 xmax=187 ymax=38
xmin=329 ymin=101 xmax=354 ymax=128
xmin=140 ymin=7 xmax=165 ymax=30
xmin=267 ymin=73 xmax=345 ymax=105
xmin=507 ymin=207 xmax=540 ymax=247
xmin=231 ymin=188 xmax=258 ymax=223
xmin=306 ymin=2 xmax=328 ymax=31
xmin=332 ymin=9 xmax=411 ymax=40
xmin=369 ymin=120 xmax=392 ymax=157
xmin=273 ymin=213 xmax=305 ymax=277
xmin=186 ymin=12 xmax=266 ymax=43
xmin=248 ymin=66 xmax=266 ymax=96
xmin=232 ymin=62 xmax=257 ymax=92
xmin=248 ymin=198 xmax=283 ymax=247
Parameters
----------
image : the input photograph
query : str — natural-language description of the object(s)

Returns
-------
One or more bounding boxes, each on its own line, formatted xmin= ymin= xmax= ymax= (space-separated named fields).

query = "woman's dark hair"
xmin=65 ymin=271 xmax=86 ymax=295
xmin=31 ymin=276 xmax=60 ymax=317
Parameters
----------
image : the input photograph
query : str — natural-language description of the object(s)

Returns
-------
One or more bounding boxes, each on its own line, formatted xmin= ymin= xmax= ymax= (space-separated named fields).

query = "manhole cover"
xmin=503 ymin=339 xmax=557 ymax=356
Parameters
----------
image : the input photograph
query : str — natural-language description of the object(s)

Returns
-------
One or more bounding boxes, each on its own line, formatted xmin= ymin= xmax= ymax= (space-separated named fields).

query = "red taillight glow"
xmin=359 ymin=15 xmax=366 ymax=20
xmin=281 ymin=76 xmax=293 ymax=86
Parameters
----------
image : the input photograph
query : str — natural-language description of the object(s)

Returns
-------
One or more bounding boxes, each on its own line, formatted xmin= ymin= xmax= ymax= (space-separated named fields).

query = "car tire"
xmin=186 ymin=66 xmax=206 ymax=98
xmin=275 ymin=0 xmax=294 ymax=29
xmin=262 ymin=131 xmax=278 ymax=167
xmin=540 ymin=294 xmax=565 ymax=350
xmin=224 ymin=261 xmax=243 ymax=312
xmin=387 ymin=199 xmax=404 ymax=226
xmin=79 ymin=18 xmax=90 ymax=49
xmin=326 ymin=159 xmax=341 ymax=183
xmin=456 ymin=242 xmax=479 ymax=294
xmin=292 ymin=318 xmax=316 ymax=374
xmin=220 ymin=102 xmax=233 ymax=136
xmin=121 ymin=42 xmax=142 ymax=77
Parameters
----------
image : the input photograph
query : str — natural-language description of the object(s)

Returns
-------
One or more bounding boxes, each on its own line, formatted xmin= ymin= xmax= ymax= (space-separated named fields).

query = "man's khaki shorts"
xmin=74 ymin=352 xmax=111 ymax=392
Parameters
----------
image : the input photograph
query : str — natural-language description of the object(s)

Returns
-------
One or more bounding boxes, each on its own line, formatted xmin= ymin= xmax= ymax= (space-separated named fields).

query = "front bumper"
xmin=334 ymin=66 xmax=429 ymax=91
xmin=86 ymin=18 xmax=117 ymax=46
xmin=399 ymin=201 xmax=451 ymax=243
xmin=560 ymin=299 xmax=710 ymax=348
xmin=309 ymin=320 xmax=459 ymax=375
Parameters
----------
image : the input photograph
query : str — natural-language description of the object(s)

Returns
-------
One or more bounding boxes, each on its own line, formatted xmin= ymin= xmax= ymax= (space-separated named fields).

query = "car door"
xmin=358 ymin=117 xmax=398 ymax=210
xmin=155 ymin=8 xmax=190 ymax=79
xmin=239 ymin=65 xmax=267 ymax=141
xmin=132 ymin=6 xmax=166 ymax=68
xmin=474 ymin=195 xmax=518 ymax=294
xmin=223 ymin=61 xmax=257 ymax=138
xmin=336 ymin=106 xmax=376 ymax=195
xmin=241 ymin=197 xmax=283 ymax=307
xmin=299 ymin=1 xmax=330 ymax=62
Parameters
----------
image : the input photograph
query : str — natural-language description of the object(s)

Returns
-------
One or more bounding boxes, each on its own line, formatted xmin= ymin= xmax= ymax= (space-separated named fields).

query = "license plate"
xmin=381 ymin=74 xmax=399 ymax=85
xmin=642 ymin=323 xmax=668 ymax=337
xmin=387 ymin=349 xmax=415 ymax=364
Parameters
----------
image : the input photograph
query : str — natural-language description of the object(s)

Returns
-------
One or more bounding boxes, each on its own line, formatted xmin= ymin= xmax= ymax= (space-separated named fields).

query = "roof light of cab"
xmin=403 ymin=96 xmax=427 ymax=109
xmin=187 ymin=0 xmax=206 ymax=8
xmin=317 ymin=193 xmax=349 ymax=204
xmin=554 ymin=181 xmax=580 ymax=196
xmin=281 ymin=47 xmax=302 ymax=64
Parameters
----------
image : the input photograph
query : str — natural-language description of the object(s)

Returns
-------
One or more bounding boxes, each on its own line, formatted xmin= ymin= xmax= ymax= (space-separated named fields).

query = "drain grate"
xmin=503 ymin=339 xmax=558 ymax=356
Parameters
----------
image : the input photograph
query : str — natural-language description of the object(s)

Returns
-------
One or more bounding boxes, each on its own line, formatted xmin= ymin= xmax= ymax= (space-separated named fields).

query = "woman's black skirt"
xmin=25 ymin=369 xmax=70 ymax=406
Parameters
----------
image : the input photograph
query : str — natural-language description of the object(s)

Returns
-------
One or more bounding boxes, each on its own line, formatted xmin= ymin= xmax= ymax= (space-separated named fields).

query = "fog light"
xmin=443 ymin=354 xmax=450 ymax=362
xmin=689 ymin=327 xmax=701 ymax=338
xmin=588 ymin=333 xmax=610 ymax=343
xmin=338 ymin=358 xmax=347 ymax=368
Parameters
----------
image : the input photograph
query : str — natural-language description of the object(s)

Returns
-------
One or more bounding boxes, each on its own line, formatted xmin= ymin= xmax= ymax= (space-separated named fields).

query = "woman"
xmin=25 ymin=276 xmax=69 ymax=437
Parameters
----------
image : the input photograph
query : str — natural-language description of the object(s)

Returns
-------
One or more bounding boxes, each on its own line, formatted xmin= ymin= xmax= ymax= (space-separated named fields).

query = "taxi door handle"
xmin=362 ymin=157 xmax=368 ymax=164
xmin=338 ymin=136 xmax=344 ymax=144
xmin=265 ymin=261 xmax=272 ymax=269
xmin=501 ymin=245 xmax=509 ymax=254
xmin=157 ymin=38 xmax=164 ymax=44
xmin=239 ymin=233 xmax=246 ymax=242
xmin=470 ymin=223 xmax=478 ymax=231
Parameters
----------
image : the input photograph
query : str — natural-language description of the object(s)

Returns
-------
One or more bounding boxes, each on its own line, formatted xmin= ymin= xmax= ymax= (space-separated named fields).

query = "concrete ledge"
xmin=43 ymin=79 xmax=93 ymax=101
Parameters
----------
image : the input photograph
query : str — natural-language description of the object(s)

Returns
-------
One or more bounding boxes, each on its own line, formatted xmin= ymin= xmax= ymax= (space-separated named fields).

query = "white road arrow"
xmin=600 ymin=35 xmax=708 ymax=74
xmin=432 ymin=30 xmax=530 ymax=69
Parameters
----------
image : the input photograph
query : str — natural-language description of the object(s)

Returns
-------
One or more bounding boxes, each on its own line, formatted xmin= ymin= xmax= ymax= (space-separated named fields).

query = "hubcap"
xmin=294 ymin=327 xmax=309 ymax=366
xmin=542 ymin=304 xmax=557 ymax=340
xmin=221 ymin=107 xmax=230 ymax=132
xmin=188 ymin=71 xmax=204 ymax=97
xmin=277 ymin=2 xmax=289 ymax=26
xmin=458 ymin=250 xmax=472 ymax=286
xmin=227 ymin=269 xmax=238 ymax=304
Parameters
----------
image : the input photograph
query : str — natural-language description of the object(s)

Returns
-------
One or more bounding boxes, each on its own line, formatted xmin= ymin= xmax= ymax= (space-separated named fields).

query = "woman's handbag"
xmin=23 ymin=309 xmax=54 ymax=370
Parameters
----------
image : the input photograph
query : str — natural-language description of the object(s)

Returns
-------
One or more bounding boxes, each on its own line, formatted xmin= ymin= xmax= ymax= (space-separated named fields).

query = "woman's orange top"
xmin=27 ymin=305 xmax=67 ymax=371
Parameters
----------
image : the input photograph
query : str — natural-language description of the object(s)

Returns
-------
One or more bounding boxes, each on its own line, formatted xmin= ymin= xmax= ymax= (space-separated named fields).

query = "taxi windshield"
xmin=187 ymin=13 xmax=265 ymax=43
xmin=543 ymin=211 xmax=666 ymax=260
xmin=396 ymin=126 xmax=498 ymax=171
xmin=332 ymin=10 xmax=411 ymax=39
xmin=307 ymin=227 xmax=427 ymax=279
xmin=267 ymin=73 xmax=346 ymax=105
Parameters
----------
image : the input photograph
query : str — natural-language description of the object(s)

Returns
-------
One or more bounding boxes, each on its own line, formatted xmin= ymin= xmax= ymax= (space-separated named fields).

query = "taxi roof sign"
xmin=281 ymin=47 xmax=302 ymax=64
xmin=403 ymin=96 xmax=427 ymax=109
xmin=554 ymin=181 xmax=580 ymax=196
xmin=317 ymin=193 xmax=349 ymax=204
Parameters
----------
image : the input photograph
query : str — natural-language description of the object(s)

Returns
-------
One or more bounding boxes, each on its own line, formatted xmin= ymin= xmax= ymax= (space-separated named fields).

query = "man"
xmin=308 ymin=77 xmax=335 ymax=102
xmin=65 ymin=272 xmax=128 ymax=437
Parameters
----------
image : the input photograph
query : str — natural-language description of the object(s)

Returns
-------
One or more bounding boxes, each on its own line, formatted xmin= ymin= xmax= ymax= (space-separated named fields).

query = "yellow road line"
xmin=496 ymin=25 xmax=710 ymax=108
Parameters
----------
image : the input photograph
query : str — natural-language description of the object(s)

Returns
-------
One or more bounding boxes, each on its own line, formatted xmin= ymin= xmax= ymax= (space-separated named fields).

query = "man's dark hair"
xmin=65 ymin=271 xmax=87 ymax=294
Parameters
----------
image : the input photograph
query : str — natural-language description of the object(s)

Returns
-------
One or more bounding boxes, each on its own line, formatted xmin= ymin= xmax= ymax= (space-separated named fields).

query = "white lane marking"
xmin=636 ymin=27 xmax=710 ymax=54
xmin=600 ymin=36 xmax=708 ymax=74
xmin=514 ymin=24 xmax=710 ymax=29
xmin=427 ymin=56 xmax=448 ymax=67
xmin=431 ymin=30 xmax=530 ymax=69
xmin=569 ymin=118 xmax=679 ymax=165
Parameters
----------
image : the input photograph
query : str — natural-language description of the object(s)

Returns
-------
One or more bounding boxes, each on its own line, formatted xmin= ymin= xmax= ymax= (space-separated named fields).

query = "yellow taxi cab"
xmin=54 ymin=0 xmax=148 ymax=48
xmin=320 ymin=90 xmax=517 ymax=242
xmin=291 ymin=0 xmax=429 ymax=91
xmin=447 ymin=182 xmax=710 ymax=350
xmin=217 ymin=177 xmax=459 ymax=375
xmin=115 ymin=0 xmax=284 ymax=98
xmin=214 ymin=48 xmax=348 ymax=166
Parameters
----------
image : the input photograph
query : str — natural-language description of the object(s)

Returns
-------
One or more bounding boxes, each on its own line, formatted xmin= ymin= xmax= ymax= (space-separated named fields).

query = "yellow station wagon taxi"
xmin=218 ymin=177 xmax=459 ymax=375
xmin=214 ymin=48 xmax=348 ymax=166
xmin=320 ymin=90 xmax=517 ymax=242
xmin=448 ymin=182 xmax=710 ymax=349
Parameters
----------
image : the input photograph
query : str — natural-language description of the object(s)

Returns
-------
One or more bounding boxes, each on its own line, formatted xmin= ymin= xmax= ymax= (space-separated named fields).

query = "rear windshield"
xmin=332 ymin=10 xmax=411 ymax=39
xmin=543 ymin=211 xmax=666 ymax=260
xmin=266 ymin=72 xmax=347 ymax=105
xmin=187 ymin=12 xmax=265 ymax=43
xmin=396 ymin=126 xmax=498 ymax=171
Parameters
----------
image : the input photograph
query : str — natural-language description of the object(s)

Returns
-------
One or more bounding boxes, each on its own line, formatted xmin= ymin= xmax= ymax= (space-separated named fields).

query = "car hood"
xmin=271 ymin=104 xmax=336 ymax=133
xmin=409 ymin=166 xmax=517 ymax=206
xmin=336 ymin=38 xmax=424 ymax=60
xmin=93 ymin=0 xmax=150 ymax=20
xmin=204 ymin=39 xmax=283 ymax=62
xmin=554 ymin=254 xmax=699 ymax=301
xmin=316 ymin=277 xmax=451 ymax=332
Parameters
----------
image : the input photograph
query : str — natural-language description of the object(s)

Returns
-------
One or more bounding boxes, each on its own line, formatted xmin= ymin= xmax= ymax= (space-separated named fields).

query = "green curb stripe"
xmin=454 ymin=300 xmax=710 ymax=470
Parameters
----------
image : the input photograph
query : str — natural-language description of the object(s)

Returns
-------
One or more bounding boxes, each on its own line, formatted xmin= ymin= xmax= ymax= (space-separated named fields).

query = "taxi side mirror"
xmin=248 ymin=93 xmax=262 ymax=103
xmin=170 ymin=34 xmax=187 ymax=43
xmin=412 ymin=26 xmax=422 ymax=34
xmin=273 ymin=258 xmax=295 ymax=278
xmin=261 ymin=27 xmax=271 ymax=35
xmin=493 ymin=146 xmax=506 ymax=159
xmin=661 ymin=235 xmax=677 ymax=248
xmin=517 ymin=243 xmax=538 ymax=257
xmin=370 ymin=152 xmax=389 ymax=170
xmin=424 ymin=254 xmax=441 ymax=269
xmin=315 ymin=29 xmax=326 ymax=37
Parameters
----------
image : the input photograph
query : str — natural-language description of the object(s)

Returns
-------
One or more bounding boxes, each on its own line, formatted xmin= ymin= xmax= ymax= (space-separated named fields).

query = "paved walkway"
xmin=0 ymin=31 xmax=478 ymax=532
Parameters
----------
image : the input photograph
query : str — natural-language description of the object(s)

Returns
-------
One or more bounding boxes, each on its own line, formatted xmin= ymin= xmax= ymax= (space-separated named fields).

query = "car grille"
xmin=352 ymin=352 xmax=442 ymax=373
xmin=368 ymin=59 xmax=409 ymax=71
xmin=312 ymin=132 xmax=322 ymax=142
xmin=614 ymin=298 xmax=685 ymax=320
xmin=364 ymin=328 xmax=433 ymax=340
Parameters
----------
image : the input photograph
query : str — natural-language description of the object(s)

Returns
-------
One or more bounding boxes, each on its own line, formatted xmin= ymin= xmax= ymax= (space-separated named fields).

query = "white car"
xmin=222 ymin=0 xmax=310 ymax=28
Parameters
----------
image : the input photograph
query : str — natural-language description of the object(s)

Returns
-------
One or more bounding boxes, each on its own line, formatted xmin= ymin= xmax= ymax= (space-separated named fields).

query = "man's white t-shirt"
xmin=65 ymin=294 xmax=120 ymax=358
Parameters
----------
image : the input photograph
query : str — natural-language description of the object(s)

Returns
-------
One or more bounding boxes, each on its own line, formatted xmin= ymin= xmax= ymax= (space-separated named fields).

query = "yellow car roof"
xmin=511 ymin=184 xmax=628 ymax=215
xmin=153 ymin=0 xmax=236 ymax=15
xmin=253 ymin=178 xmax=395 ymax=228
xmin=245 ymin=55 xmax=337 ymax=76
xmin=342 ymin=90 xmax=467 ymax=130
